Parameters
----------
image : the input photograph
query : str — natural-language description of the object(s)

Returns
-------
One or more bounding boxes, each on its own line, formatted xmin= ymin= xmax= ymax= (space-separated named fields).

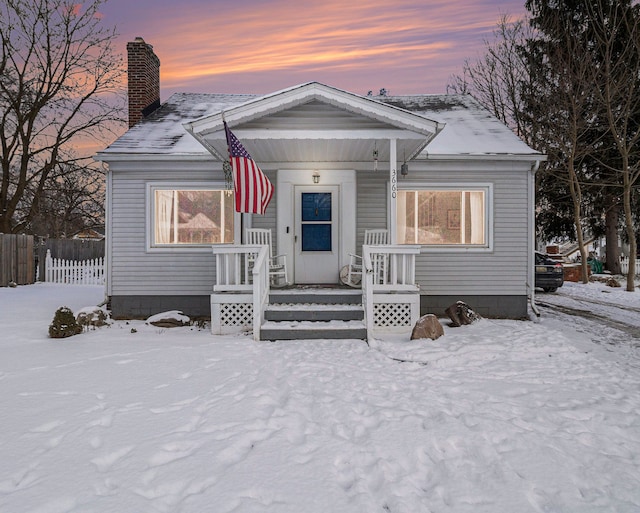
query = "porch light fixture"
xmin=373 ymin=142 xmax=379 ymax=172
xmin=400 ymin=149 xmax=409 ymax=177
xmin=312 ymin=171 xmax=320 ymax=184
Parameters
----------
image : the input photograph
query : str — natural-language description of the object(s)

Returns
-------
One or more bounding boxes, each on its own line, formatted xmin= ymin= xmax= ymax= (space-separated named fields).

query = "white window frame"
xmin=393 ymin=182 xmax=493 ymax=252
xmin=146 ymin=182 xmax=240 ymax=252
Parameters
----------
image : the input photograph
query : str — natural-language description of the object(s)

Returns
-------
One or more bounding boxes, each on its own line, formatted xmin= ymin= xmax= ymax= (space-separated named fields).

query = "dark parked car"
xmin=535 ymin=252 xmax=564 ymax=292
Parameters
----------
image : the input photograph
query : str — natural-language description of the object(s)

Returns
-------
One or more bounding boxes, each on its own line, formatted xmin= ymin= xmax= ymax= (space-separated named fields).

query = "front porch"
xmin=211 ymin=244 xmax=421 ymax=341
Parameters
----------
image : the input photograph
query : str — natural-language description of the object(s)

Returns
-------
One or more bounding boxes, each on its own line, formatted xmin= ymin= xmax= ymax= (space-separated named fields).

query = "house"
xmin=95 ymin=38 xmax=545 ymax=337
xmin=72 ymin=228 xmax=105 ymax=241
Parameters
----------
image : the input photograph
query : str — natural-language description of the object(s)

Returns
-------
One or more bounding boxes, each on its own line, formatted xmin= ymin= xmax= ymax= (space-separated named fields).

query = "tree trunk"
xmin=567 ymin=161 xmax=590 ymax=283
xmin=605 ymin=198 xmax=621 ymax=274
xmin=625 ymin=229 xmax=637 ymax=291
xmin=623 ymin=173 xmax=637 ymax=292
xmin=574 ymin=217 xmax=590 ymax=284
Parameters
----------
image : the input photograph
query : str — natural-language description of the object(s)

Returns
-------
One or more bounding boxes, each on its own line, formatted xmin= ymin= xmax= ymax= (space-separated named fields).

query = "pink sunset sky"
xmin=99 ymin=0 xmax=528 ymax=100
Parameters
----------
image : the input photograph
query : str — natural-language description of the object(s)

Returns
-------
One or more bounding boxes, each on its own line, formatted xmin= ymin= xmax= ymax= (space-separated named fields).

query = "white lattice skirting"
xmin=372 ymin=293 xmax=421 ymax=333
xmin=374 ymin=303 xmax=411 ymax=326
xmin=211 ymin=292 xmax=421 ymax=337
xmin=211 ymin=294 xmax=253 ymax=335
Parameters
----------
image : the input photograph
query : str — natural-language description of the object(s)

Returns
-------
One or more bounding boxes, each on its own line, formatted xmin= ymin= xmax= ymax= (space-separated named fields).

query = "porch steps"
xmin=260 ymin=288 xmax=367 ymax=341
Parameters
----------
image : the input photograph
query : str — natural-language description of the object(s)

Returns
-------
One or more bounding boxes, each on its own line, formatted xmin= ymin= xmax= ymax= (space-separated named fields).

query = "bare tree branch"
xmin=0 ymin=0 xmax=126 ymax=234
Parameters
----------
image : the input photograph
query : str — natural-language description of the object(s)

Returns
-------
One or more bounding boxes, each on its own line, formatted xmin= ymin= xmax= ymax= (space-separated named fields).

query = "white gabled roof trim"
xmin=183 ymin=82 xmax=444 ymax=139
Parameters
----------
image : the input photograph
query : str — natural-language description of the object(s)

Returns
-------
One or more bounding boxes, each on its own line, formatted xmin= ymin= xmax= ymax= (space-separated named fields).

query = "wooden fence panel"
xmin=0 ymin=234 xmax=35 ymax=287
xmin=0 ymin=235 xmax=10 ymax=287
xmin=37 ymin=238 xmax=105 ymax=282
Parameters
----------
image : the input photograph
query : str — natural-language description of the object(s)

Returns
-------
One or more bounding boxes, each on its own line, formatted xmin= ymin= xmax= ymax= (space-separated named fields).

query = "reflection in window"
xmin=301 ymin=192 xmax=332 ymax=251
xmin=301 ymin=192 xmax=332 ymax=221
xmin=302 ymin=224 xmax=332 ymax=251
xmin=397 ymin=189 xmax=486 ymax=245
xmin=154 ymin=189 xmax=234 ymax=245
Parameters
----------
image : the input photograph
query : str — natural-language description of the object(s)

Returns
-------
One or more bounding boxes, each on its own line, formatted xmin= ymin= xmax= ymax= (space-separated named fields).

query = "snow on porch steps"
xmin=260 ymin=320 xmax=367 ymax=341
xmin=265 ymin=303 xmax=364 ymax=321
xmin=260 ymin=288 xmax=366 ymax=341
xmin=268 ymin=288 xmax=363 ymax=304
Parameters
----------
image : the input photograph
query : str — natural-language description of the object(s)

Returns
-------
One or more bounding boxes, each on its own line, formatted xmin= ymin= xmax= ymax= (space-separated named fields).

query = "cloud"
xmin=107 ymin=0 xmax=526 ymax=94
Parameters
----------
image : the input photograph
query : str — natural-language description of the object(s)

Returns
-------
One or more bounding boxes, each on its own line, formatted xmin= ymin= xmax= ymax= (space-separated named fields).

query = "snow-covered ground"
xmin=1 ymin=281 xmax=639 ymax=513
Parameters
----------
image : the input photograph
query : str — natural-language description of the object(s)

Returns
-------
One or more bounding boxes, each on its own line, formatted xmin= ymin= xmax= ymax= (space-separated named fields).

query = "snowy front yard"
xmin=1 ymin=283 xmax=639 ymax=513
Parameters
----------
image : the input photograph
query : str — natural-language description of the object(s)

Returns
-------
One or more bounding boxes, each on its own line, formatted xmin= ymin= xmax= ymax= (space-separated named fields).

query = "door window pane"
xmin=302 ymin=193 xmax=332 ymax=221
xmin=302 ymin=224 xmax=332 ymax=251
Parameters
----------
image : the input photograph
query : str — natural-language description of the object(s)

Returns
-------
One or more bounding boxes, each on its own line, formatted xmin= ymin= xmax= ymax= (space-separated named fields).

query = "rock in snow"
xmin=445 ymin=300 xmax=482 ymax=327
xmin=146 ymin=310 xmax=191 ymax=327
xmin=410 ymin=314 xmax=444 ymax=340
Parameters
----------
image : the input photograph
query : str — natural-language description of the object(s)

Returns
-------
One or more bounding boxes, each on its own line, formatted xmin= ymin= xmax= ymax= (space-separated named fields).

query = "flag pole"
xmin=221 ymin=113 xmax=234 ymax=191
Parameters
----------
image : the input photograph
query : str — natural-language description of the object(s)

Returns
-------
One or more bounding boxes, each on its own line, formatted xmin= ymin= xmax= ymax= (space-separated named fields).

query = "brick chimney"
xmin=127 ymin=37 xmax=160 ymax=128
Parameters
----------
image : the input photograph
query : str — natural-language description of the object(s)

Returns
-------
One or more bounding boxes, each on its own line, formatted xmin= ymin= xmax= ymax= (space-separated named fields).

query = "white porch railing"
xmin=251 ymin=247 xmax=270 ymax=341
xmin=211 ymin=244 xmax=421 ymax=340
xmin=44 ymin=249 xmax=105 ymax=285
xmin=362 ymin=244 xmax=421 ymax=336
xmin=210 ymin=245 xmax=270 ymax=341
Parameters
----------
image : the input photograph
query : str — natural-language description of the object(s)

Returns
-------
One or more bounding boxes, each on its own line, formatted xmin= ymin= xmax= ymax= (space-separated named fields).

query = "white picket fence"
xmin=45 ymin=249 xmax=105 ymax=285
xmin=620 ymin=258 xmax=640 ymax=276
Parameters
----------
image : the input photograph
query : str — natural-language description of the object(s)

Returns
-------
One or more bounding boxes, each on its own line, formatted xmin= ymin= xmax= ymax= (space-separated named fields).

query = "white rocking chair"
xmin=245 ymin=228 xmax=289 ymax=287
xmin=340 ymin=229 xmax=389 ymax=287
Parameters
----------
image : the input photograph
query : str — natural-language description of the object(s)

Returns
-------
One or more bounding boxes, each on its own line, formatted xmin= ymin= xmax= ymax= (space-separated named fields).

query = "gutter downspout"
xmin=99 ymin=164 xmax=113 ymax=309
xmin=529 ymin=159 xmax=541 ymax=319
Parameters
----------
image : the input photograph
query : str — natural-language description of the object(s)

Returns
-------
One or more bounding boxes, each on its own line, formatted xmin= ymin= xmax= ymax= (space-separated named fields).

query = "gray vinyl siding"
xmin=109 ymin=161 xmax=225 ymax=296
xmin=355 ymin=172 xmax=388 ymax=250
xmin=356 ymin=161 xmax=532 ymax=298
xmin=109 ymin=158 xmax=531 ymax=304
xmin=108 ymin=162 xmax=278 ymax=298
xmin=247 ymin=169 xmax=277 ymax=247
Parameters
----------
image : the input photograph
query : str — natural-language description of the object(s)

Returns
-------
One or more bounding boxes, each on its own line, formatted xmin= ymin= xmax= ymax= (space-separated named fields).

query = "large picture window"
xmin=152 ymin=188 xmax=234 ymax=246
xmin=397 ymin=188 xmax=487 ymax=245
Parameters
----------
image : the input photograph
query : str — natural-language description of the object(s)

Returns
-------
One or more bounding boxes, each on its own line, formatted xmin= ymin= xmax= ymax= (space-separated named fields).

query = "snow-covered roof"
xmin=378 ymin=94 xmax=539 ymax=158
xmin=96 ymin=85 xmax=541 ymax=161
xmin=98 ymin=93 xmax=257 ymax=157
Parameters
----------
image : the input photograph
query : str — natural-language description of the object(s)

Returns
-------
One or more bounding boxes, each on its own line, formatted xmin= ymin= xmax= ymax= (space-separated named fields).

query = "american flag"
xmin=224 ymin=122 xmax=274 ymax=215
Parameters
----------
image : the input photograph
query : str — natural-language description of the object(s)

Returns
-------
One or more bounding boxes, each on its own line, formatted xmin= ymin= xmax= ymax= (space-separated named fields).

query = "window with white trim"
xmin=397 ymin=188 xmax=487 ymax=245
xmin=151 ymin=188 xmax=235 ymax=246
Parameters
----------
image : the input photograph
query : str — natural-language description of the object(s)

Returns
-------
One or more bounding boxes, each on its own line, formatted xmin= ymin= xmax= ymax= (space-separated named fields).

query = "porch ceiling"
xmin=199 ymin=129 xmax=428 ymax=164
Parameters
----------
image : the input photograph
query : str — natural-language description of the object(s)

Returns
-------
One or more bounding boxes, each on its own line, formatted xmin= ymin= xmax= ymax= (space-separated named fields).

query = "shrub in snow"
xmin=590 ymin=275 xmax=622 ymax=287
xmin=605 ymin=277 xmax=621 ymax=288
xmin=49 ymin=306 xmax=83 ymax=339
xmin=76 ymin=307 xmax=109 ymax=330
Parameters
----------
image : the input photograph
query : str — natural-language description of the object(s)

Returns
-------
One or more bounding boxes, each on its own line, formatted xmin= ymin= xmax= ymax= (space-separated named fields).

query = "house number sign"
xmin=391 ymin=168 xmax=397 ymax=199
